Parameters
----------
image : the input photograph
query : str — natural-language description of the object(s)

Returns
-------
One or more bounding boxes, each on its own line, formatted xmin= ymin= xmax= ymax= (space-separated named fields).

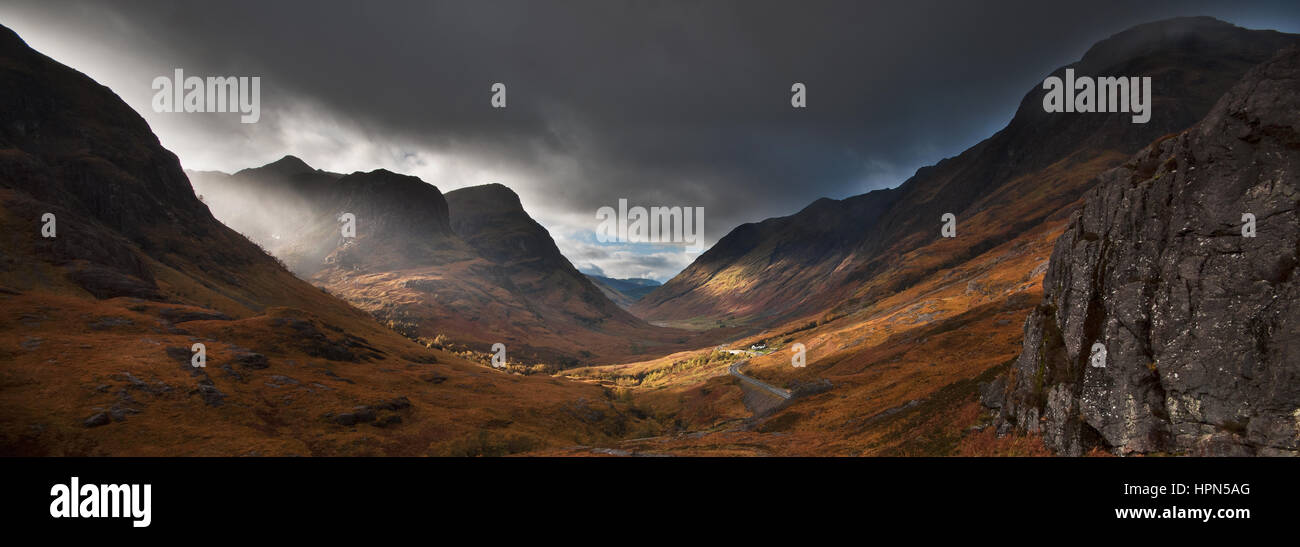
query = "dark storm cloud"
xmin=4 ymin=0 xmax=1300 ymax=279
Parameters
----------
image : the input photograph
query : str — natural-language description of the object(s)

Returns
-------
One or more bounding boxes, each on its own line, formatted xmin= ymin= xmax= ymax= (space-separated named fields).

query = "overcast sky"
xmin=3 ymin=0 xmax=1299 ymax=281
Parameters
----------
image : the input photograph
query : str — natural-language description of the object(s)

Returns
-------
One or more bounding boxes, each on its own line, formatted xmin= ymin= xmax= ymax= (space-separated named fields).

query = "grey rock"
xmin=323 ymin=370 xmax=354 ymax=384
xmin=352 ymin=406 xmax=377 ymax=423
xmin=995 ymin=47 xmax=1300 ymax=456
xmin=789 ymin=378 xmax=833 ymax=397
xmin=231 ymin=352 xmax=269 ymax=369
xmin=159 ymin=308 xmax=232 ymax=324
xmin=193 ymin=381 xmax=226 ymax=407
xmin=165 ymin=346 xmax=206 ymax=376
xmin=84 ymin=412 xmax=110 ymax=428
xmin=108 ymin=404 xmax=138 ymax=422
xmin=220 ymin=364 xmax=245 ymax=382
xmin=978 ymin=376 xmax=1007 ymax=410
xmin=373 ymin=415 xmax=402 ymax=428
xmin=87 ymin=316 xmax=133 ymax=330
xmin=65 ymin=263 xmax=161 ymax=300
xmin=373 ymin=397 xmax=411 ymax=411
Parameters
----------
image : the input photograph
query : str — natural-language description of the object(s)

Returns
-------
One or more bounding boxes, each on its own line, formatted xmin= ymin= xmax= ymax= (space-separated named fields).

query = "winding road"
xmin=728 ymin=359 xmax=792 ymax=400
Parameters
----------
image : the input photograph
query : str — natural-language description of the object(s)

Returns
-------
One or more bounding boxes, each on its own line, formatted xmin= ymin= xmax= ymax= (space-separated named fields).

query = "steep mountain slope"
xmin=0 ymin=24 xmax=654 ymax=456
xmin=585 ymin=275 xmax=661 ymax=309
xmin=191 ymin=158 xmax=472 ymax=274
xmin=444 ymin=183 xmax=631 ymax=327
xmin=635 ymin=17 xmax=1298 ymax=328
xmin=989 ymin=46 xmax=1300 ymax=456
xmin=559 ymin=18 xmax=1299 ymax=456
xmin=190 ymin=166 xmax=706 ymax=366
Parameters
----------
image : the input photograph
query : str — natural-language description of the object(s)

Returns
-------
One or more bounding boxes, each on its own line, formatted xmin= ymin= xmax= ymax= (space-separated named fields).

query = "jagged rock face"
xmin=998 ymin=47 xmax=1300 ymax=456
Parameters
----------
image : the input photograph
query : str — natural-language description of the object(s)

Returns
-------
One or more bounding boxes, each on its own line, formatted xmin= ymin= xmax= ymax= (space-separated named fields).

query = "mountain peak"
xmin=995 ymin=45 xmax=1300 ymax=456
xmin=447 ymin=182 xmax=520 ymax=199
xmin=1076 ymin=16 xmax=1275 ymax=73
xmin=444 ymin=183 xmax=525 ymax=214
xmin=269 ymin=154 xmax=311 ymax=169
xmin=234 ymin=154 xmax=316 ymax=178
xmin=344 ymin=167 xmax=422 ymax=183
xmin=638 ymin=18 xmax=1298 ymax=324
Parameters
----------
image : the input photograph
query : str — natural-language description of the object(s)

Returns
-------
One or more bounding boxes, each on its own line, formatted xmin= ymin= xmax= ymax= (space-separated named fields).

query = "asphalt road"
xmin=728 ymin=359 xmax=792 ymax=400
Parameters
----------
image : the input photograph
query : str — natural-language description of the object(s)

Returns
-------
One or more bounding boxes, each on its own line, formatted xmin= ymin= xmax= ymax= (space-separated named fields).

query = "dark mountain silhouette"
xmin=635 ymin=17 xmax=1299 ymax=328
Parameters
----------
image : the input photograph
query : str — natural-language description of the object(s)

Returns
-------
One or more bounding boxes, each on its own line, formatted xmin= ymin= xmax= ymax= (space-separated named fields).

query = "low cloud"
xmin=4 ymin=0 xmax=1298 ymax=280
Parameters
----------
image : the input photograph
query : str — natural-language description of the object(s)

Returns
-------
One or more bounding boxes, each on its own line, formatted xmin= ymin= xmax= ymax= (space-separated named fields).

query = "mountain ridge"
xmin=585 ymin=274 xmax=661 ymax=309
xmin=634 ymin=16 xmax=1300 ymax=328
xmin=0 ymin=23 xmax=651 ymax=456
xmin=191 ymin=159 xmax=708 ymax=365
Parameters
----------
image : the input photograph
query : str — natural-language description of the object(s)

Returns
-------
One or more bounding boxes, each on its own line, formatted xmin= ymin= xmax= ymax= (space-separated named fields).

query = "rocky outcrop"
xmin=994 ymin=47 xmax=1300 ymax=456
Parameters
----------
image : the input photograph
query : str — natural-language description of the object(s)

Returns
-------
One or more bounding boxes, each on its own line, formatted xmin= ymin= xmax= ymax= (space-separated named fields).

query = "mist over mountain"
xmin=0 ymin=23 xmax=650 ymax=456
xmin=1 ymin=7 xmax=1296 ymax=464
xmin=190 ymin=163 xmax=706 ymax=366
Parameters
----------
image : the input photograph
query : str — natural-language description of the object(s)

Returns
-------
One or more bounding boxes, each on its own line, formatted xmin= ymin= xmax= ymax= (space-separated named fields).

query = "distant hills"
xmin=583 ymin=275 xmax=661 ymax=309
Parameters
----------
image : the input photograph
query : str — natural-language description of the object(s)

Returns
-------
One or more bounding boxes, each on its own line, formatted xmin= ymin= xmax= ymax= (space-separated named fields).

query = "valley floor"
xmin=551 ymin=217 xmax=1071 ymax=456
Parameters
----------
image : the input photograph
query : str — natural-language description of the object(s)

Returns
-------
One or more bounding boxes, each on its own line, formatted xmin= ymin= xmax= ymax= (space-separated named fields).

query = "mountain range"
xmin=584 ymin=275 xmax=661 ymax=309
xmin=189 ymin=162 xmax=711 ymax=367
xmin=1 ymin=16 xmax=1296 ymax=457
xmin=634 ymin=17 xmax=1299 ymax=330
xmin=582 ymin=16 xmax=1300 ymax=456
xmin=0 ymin=23 xmax=658 ymax=455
